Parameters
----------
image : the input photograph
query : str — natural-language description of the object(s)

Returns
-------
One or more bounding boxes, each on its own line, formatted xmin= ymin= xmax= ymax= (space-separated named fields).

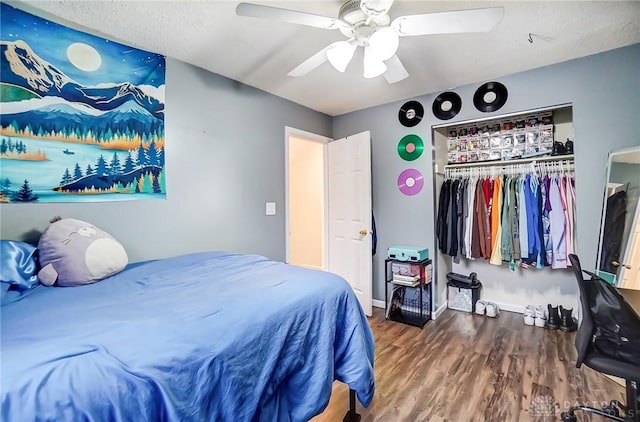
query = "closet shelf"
xmin=443 ymin=154 xmax=574 ymax=169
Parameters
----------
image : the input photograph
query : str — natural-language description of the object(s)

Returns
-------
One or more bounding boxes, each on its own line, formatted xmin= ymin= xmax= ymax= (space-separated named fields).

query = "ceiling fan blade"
xmin=391 ymin=7 xmax=504 ymax=37
xmin=383 ymin=55 xmax=409 ymax=84
xmin=236 ymin=3 xmax=349 ymax=30
xmin=287 ymin=44 xmax=335 ymax=77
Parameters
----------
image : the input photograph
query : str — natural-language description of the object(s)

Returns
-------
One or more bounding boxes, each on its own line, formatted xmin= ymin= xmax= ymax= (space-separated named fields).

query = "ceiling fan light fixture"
xmin=326 ymin=41 xmax=357 ymax=72
xmin=363 ymin=46 xmax=387 ymax=79
xmin=368 ymin=27 xmax=399 ymax=61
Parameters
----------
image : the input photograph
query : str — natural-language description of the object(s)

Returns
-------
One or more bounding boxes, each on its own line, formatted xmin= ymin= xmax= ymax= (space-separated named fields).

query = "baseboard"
xmin=440 ymin=300 xmax=525 ymax=315
xmin=432 ymin=302 xmax=448 ymax=320
xmin=373 ymin=299 xmax=446 ymax=321
xmin=490 ymin=301 xmax=525 ymax=314
xmin=375 ymin=299 xmax=517 ymax=318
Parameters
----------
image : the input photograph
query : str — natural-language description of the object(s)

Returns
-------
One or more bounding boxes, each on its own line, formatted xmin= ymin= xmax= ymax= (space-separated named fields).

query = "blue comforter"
xmin=1 ymin=252 xmax=375 ymax=421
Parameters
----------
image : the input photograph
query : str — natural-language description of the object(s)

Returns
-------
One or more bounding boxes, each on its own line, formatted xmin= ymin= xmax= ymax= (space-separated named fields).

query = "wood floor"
xmin=312 ymin=308 xmax=625 ymax=421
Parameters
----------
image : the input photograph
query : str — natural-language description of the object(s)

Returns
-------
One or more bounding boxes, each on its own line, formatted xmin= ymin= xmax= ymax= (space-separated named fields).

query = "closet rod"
xmin=444 ymin=154 xmax=574 ymax=169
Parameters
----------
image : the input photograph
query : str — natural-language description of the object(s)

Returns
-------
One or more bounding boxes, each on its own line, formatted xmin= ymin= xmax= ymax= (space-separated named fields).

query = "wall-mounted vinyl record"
xmin=397 ymin=168 xmax=424 ymax=196
xmin=473 ymin=81 xmax=508 ymax=113
xmin=398 ymin=100 xmax=424 ymax=127
xmin=397 ymin=134 xmax=424 ymax=161
xmin=432 ymin=91 xmax=462 ymax=120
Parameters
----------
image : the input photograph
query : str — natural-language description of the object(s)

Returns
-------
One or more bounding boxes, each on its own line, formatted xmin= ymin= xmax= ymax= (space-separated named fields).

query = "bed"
xmin=1 ymin=250 xmax=375 ymax=421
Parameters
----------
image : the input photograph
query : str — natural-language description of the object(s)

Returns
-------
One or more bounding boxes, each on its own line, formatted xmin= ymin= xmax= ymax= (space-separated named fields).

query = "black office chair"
xmin=561 ymin=254 xmax=640 ymax=422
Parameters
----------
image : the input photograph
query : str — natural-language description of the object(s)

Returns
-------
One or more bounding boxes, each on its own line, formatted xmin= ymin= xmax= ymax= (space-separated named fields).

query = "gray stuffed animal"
xmin=37 ymin=217 xmax=128 ymax=287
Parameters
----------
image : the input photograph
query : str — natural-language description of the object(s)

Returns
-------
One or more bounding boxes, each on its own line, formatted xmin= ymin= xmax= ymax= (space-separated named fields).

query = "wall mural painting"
xmin=0 ymin=3 xmax=166 ymax=203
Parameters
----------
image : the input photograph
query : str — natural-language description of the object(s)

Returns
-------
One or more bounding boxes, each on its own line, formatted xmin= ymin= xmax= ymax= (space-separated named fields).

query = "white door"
xmin=328 ymin=131 xmax=373 ymax=316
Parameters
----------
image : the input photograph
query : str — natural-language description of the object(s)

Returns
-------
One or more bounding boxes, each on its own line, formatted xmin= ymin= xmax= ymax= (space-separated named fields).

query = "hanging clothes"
xmin=437 ymin=159 xmax=576 ymax=270
xmin=489 ymin=177 xmax=504 ymax=265
xmin=472 ymin=179 xmax=486 ymax=259
xmin=549 ymin=174 xmax=567 ymax=269
xmin=519 ymin=176 xmax=529 ymax=261
xmin=565 ymin=176 xmax=576 ymax=257
xmin=542 ymin=175 xmax=553 ymax=266
xmin=448 ymin=180 xmax=460 ymax=257
xmin=436 ymin=179 xmax=451 ymax=254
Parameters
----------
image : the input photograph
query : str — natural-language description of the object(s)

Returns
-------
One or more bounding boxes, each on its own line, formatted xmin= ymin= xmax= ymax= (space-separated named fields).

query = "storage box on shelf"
xmin=385 ymin=258 xmax=433 ymax=328
xmin=442 ymin=106 xmax=574 ymax=165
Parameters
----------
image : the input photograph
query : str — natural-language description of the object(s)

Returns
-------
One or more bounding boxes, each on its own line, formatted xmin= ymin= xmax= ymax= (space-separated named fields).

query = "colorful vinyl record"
xmin=397 ymin=134 xmax=424 ymax=161
xmin=432 ymin=91 xmax=462 ymax=120
xmin=473 ymin=81 xmax=508 ymax=113
xmin=397 ymin=168 xmax=424 ymax=196
xmin=398 ymin=100 xmax=424 ymax=127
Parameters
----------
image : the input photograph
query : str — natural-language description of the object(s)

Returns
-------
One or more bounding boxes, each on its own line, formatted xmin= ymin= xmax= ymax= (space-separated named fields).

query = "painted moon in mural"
xmin=66 ymin=43 xmax=102 ymax=71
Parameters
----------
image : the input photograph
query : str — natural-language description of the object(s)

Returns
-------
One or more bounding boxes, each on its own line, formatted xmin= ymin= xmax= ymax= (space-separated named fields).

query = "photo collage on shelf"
xmin=447 ymin=111 xmax=554 ymax=164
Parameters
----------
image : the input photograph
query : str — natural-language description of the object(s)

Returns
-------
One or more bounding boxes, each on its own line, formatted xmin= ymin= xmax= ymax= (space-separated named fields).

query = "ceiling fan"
xmin=236 ymin=0 xmax=504 ymax=83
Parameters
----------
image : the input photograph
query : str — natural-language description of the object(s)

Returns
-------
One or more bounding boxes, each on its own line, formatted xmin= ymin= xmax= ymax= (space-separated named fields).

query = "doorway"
xmin=285 ymin=127 xmax=331 ymax=271
xmin=285 ymin=127 xmax=373 ymax=316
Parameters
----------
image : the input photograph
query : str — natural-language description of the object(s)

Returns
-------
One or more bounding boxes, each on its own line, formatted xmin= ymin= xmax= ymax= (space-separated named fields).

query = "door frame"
xmin=284 ymin=126 xmax=333 ymax=270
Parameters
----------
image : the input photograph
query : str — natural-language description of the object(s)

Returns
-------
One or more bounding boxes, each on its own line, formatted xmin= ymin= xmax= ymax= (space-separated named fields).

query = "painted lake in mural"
xmin=0 ymin=135 xmax=163 ymax=202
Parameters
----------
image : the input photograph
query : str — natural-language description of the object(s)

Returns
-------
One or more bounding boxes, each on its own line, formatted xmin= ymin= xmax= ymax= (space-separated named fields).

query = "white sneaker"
xmin=475 ymin=300 xmax=486 ymax=315
xmin=486 ymin=302 xmax=499 ymax=318
xmin=534 ymin=305 xmax=547 ymax=328
xmin=524 ymin=305 xmax=535 ymax=326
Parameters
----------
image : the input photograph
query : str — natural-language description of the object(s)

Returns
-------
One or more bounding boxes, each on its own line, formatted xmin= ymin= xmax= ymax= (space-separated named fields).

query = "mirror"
xmin=596 ymin=146 xmax=640 ymax=289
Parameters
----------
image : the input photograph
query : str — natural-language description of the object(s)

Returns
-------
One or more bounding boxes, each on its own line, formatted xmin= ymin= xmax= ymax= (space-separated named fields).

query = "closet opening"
xmin=431 ymin=104 xmax=577 ymax=314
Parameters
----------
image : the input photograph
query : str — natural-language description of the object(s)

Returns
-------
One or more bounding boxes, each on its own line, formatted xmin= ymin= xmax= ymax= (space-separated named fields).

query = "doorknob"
xmin=359 ymin=229 xmax=368 ymax=236
xmin=612 ymin=261 xmax=632 ymax=269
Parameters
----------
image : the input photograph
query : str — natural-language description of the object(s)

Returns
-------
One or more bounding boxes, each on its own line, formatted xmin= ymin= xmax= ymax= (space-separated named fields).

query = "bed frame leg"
xmin=343 ymin=388 xmax=361 ymax=422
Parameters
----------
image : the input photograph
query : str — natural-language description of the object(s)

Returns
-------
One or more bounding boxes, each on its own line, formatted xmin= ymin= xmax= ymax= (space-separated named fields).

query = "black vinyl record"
xmin=432 ymin=91 xmax=462 ymax=120
xmin=473 ymin=81 xmax=508 ymax=113
xmin=398 ymin=100 xmax=424 ymax=127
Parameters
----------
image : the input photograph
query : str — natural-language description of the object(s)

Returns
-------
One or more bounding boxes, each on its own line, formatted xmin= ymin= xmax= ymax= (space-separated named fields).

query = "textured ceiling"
xmin=8 ymin=1 xmax=640 ymax=116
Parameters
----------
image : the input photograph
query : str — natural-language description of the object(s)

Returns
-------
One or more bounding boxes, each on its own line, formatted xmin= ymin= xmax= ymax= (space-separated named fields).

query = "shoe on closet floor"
xmin=475 ymin=300 xmax=487 ymax=316
xmin=485 ymin=302 xmax=499 ymax=318
xmin=524 ymin=305 xmax=535 ymax=326
xmin=534 ymin=305 xmax=547 ymax=327
xmin=546 ymin=304 xmax=561 ymax=330
xmin=559 ymin=306 xmax=578 ymax=332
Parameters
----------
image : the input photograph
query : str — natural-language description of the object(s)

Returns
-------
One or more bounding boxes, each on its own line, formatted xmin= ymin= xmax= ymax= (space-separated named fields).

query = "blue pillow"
xmin=1 ymin=240 xmax=39 ymax=290
xmin=0 ymin=282 xmax=9 ymax=302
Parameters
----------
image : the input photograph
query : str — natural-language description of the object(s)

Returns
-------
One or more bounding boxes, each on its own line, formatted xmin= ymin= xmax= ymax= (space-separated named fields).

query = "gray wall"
xmin=2 ymin=43 xmax=639 ymax=311
xmin=334 ymin=43 xmax=640 ymax=310
xmin=0 ymin=59 xmax=332 ymax=263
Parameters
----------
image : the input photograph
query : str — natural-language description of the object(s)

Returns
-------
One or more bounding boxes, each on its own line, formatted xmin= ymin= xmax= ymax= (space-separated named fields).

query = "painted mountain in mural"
xmin=1 ymin=98 xmax=162 ymax=139
xmin=0 ymin=40 xmax=164 ymax=119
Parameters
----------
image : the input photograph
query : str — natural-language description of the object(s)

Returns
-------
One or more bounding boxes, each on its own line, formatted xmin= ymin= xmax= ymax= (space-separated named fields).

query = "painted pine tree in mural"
xmin=13 ymin=180 xmax=38 ymax=202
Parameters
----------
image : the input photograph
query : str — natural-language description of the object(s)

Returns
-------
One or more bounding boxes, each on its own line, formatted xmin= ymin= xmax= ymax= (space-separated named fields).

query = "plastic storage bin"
xmin=446 ymin=272 xmax=482 ymax=313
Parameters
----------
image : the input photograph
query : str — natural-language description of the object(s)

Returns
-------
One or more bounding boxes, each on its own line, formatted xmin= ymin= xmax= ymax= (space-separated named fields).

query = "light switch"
xmin=265 ymin=202 xmax=276 ymax=216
